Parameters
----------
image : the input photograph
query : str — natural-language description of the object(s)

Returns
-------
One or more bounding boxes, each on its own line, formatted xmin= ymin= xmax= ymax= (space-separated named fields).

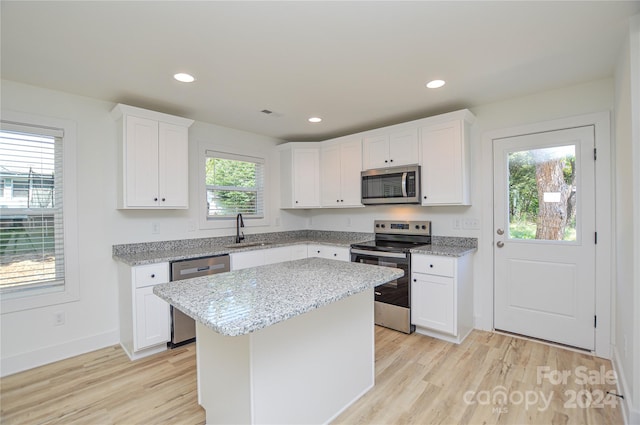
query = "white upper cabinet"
xmin=279 ymin=143 xmax=321 ymax=208
xmin=419 ymin=111 xmax=474 ymax=206
xmin=320 ymin=137 xmax=363 ymax=207
xmin=112 ymin=104 xmax=193 ymax=209
xmin=362 ymin=128 xmax=419 ymax=170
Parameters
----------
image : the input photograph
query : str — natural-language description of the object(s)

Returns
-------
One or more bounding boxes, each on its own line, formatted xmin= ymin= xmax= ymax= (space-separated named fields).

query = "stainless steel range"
xmin=350 ymin=220 xmax=432 ymax=334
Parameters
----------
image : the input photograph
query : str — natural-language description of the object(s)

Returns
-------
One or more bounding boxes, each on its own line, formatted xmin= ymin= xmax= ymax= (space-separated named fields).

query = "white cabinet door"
xmin=362 ymin=134 xmax=389 ymax=169
xmin=293 ymin=148 xmax=321 ymax=208
xmin=263 ymin=246 xmax=292 ymax=265
xmin=320 ymin=138 xmax=362 ymax=207
xmin=125 ymin=116 xmax=159 ymax=207
xmin=291 ymin=244 xmax=308 ymax=260
xmin=230 ymin=250 xmax=266 ymax=270
xmin=158 ymin=122 xmax=189 ymax=208
xmin=339 ymin=138 xmax=363 ymax=206
xmin=308 ymin=245 xmax=350 ymax=262
xmin=411 ymin=273 xmax=456 ymax=335
xmin=320 ymin=144 xmax=342 ymax=206
xmin=134 ymin=286 xmax=170 ymax=351
xmin=420 ymin=120 xmax=470 ymax=205
xmin=388 ymin=128 xmax=419 ymax=166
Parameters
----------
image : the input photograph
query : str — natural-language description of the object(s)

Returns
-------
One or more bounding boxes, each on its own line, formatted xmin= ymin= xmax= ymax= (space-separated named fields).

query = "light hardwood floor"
xmin=1 ymin=327 xmax=623 ymax=425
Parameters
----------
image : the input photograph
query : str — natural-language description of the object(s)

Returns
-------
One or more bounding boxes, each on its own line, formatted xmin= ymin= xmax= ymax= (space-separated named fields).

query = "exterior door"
xmin=493 ymin=126 xmax=596 ymax=350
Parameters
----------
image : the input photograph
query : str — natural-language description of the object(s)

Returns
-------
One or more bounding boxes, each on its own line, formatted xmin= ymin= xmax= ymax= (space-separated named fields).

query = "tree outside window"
xmin=205 ymin=154 xmax=264 ymax=218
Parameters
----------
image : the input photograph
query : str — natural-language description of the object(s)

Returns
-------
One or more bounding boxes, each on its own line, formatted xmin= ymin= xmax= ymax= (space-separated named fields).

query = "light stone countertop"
xmin=153 ymin=257 xmax=404 ymax=337
xmin=410 ymin=245 xmax=477 ymax=257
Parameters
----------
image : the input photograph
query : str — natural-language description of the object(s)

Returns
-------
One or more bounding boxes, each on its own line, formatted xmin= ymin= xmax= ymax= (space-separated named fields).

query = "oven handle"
xmin=401 ymin=172 xmax=408 ymax=197
xmin=351 ymin=249 xmax=408 ymax=259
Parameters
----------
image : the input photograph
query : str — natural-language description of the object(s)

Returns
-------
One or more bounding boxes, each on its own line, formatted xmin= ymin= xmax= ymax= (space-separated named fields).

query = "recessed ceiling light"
xmin=174 ymin=73 xmax=195 ymax=83
xmin=426 ymin=79 xmax=446 ymax=89
xmin=308 ymin=117 xmax=322 ymax=123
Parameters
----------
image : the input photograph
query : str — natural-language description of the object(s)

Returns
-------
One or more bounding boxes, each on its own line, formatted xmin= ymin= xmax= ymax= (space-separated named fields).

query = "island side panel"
xmin=251 ymin=288 xmax=374 ymax=424
xmin=196 ymin=324 xmax=253 ymax=424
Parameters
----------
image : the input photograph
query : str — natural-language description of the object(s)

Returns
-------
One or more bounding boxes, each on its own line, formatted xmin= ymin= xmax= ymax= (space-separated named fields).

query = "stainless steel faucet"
xmin=236 ymin=213 xmax=245 ymax=243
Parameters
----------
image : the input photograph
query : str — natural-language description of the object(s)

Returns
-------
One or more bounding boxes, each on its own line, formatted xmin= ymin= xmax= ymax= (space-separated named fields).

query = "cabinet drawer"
xmin=134 ymin=263 xmax=169 ymax=288
xmin=412 ymin=255 xmax=455 ymax=277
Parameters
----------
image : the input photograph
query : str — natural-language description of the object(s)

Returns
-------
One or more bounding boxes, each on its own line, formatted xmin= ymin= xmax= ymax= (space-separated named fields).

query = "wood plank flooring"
xmin=1 ymin=327 xmax=623 ymax=424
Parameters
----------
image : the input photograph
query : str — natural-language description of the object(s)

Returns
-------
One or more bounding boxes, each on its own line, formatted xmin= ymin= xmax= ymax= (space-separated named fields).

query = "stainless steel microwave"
xmin=361 ymin=165 xmax=421 ymax=205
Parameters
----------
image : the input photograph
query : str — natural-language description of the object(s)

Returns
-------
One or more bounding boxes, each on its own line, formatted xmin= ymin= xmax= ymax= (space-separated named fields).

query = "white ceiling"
xmin=2 ymin=1 xmax=638 ymax=141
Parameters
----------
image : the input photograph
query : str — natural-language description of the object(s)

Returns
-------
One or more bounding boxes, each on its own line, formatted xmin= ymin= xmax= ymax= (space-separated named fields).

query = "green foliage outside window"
xmin=205 ymin=157 xmax=261 ymax=217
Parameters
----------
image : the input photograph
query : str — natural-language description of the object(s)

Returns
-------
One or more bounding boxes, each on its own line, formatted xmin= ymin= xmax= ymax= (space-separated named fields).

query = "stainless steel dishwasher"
xmin=169 ymin=254 xmax=230 ymax=347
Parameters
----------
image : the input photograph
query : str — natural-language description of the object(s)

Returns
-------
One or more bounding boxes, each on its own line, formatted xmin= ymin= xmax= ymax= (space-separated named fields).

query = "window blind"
xmin=205 ymin=151 xmax=264 ymax=218
xmin=0 ymin=124 xmax=65 ymax=296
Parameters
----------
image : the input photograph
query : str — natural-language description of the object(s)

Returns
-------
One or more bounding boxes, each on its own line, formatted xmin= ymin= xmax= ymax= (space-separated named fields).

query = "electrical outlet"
xmin=462 ymin=218 xmax=480 ymax=230
xmin=152 ymin=222 xmax=160 ymax=234
xmin=53 ymin=311 xmax=65 ymax=326
xmin=452 ymin=218 xmax=461 ymax=230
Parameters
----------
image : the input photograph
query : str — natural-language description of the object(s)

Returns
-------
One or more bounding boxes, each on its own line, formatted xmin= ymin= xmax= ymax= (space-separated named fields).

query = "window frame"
xmin=198 ymin=141 xmax=269 ymax=230
xmin=1 ymin=110 xmax=79 ymax=314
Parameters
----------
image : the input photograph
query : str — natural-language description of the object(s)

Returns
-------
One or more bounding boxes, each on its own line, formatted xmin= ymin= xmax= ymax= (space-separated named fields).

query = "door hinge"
xmin=595 ymin=232 xmax=598 ymax=244
xmin=594 ymin=148 xmax=597 ymax=160
xmin=594 ymin=315 xmax=597 ymax=328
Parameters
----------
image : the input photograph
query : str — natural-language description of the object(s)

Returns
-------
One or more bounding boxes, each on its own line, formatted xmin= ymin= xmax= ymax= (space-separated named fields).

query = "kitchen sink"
xmin=224 ymin=242 xmax=274 ymax=249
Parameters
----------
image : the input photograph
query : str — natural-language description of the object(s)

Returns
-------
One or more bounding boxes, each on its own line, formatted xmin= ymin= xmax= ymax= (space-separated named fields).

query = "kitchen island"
xmin=153 ymin=257 xmax=403 ymax=425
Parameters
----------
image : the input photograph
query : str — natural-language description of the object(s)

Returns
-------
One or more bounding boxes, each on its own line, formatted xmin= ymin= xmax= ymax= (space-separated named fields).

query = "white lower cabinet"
xmin=307 ymin=244 xmax=350 ymax=262
xmin=411 ymin=254 xmax=473 ymax=344
xmin=118 ymin=262 xmax=170 ymax=360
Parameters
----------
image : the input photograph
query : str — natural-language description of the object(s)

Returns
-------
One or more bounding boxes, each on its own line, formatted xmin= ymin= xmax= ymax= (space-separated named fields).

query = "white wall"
xmin=613 ymin=14 xmax=640 ymax=424
xmin=0 ymin=79 xmax=304 ymax=376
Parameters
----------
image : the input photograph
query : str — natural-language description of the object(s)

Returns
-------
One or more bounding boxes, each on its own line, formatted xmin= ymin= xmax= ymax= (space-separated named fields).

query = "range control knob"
xmin=422 ymin=225 xmax=427 ymax=230
xmin=415 ymin=225 xmax=420 ymax=229
xmin=375 ymin=224 xmax=380 ymax=228
xmin=381 ymin=224 xmax=386 ymax=228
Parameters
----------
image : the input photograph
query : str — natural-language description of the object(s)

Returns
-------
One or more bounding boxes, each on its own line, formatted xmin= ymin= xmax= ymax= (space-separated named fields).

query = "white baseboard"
xmin=611 ymin=345 xmax=640 ymax=425
xmin=1 ymin=329 xmax=119 ymax=377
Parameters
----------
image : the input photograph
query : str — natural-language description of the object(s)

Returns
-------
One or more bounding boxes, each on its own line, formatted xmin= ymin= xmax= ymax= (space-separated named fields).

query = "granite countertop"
xmin=112 ymin=230 xmax=374 ymax=266
xmin=153 ymin=257 xmax=404 ymax=336
xmin=410 ymin=245 xmax=477 ymax=257
xmin=113 ymin=230 xmax=478 ymax=266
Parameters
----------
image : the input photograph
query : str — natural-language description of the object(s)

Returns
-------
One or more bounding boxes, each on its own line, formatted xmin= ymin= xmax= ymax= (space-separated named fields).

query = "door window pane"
xmin=508 ymin=145 xmax=577 ymax=241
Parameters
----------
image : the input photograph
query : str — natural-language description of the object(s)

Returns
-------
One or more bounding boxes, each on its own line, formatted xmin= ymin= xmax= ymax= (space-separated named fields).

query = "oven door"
xmin=350 ymin=249 xmax=410 ymax=308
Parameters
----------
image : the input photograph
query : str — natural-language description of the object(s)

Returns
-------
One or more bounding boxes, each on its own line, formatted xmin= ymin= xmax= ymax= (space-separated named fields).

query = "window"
xmin=0 ymin=115 xmax=78 ymax=312
xmin=205 ymin=151 xmax=264 ymax=219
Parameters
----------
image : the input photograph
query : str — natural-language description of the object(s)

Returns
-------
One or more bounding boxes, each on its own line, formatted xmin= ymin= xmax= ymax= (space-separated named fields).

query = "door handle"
xmin=496 ymin=228 xmax=504 ymax=235
xmin=496 ymin=241 xmax=504 ymax=248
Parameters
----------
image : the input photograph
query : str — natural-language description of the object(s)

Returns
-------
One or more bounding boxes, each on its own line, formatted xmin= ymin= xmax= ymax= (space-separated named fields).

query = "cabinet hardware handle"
xmin=429 ymin=264 xmax=434 ymax=268
xmin=497 ymin=241 xmax=505 ymax=248
xmin=333 ymin=253 xmax=337 ymax=256
xmin=295 ymin=200 xmax=299 ymax=203
xmin=317 ymin=250 xmax=321 ymax=253
xmin=384 ymin=160 xmax=388 ymax=163
xmin=337 ymin=200 xmax=340 ymax=202
xmin=151 ymin=274 xmax=155 ymax=278
xmin=154 ymin=197 xmax=158 ymax=201
xmin=390 ymin=159 xmax=394 ymax=162
xmin=340 ymin=199 xmax=344 ymax=202
xmin=413 ymin=279 xmax=417 ymax=282
xmin=423 ymin=196 xmax=427 ymax=199
xmin=162 ymin=198 xmax=166 ymax=202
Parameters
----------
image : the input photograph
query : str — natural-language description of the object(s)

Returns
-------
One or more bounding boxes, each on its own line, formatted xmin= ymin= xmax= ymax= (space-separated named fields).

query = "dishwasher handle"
xmin=171 ymin=255 xmax=231 ymax=281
